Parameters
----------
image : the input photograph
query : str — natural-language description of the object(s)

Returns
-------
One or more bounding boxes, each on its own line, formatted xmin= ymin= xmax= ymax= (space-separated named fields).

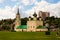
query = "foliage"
xmin=37 ymin=26 xmax=42 ymax=29
xmin=45 ymin=31 xmax=50 ymax=35
xmin=37 ymin=26 xmax=45 ymax=29
xmin=2 ymin=25 xmax=10 ymax=31
xmin=45 ymin=16 xmax=60 ymax=28
xmin=21 ymin=17 xmax=28 ymax=25
xmin=0 ymin=19 xmax=15 ymax=31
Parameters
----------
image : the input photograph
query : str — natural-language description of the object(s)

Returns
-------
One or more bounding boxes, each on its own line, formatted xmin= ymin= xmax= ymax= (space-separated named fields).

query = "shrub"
xmin=45 ymin=31 xmax=50 ymax=35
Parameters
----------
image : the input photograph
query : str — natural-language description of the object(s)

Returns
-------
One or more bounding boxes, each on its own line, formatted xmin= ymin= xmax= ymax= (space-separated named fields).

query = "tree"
xmin=21 ymin=17 xmax=28 ymax=25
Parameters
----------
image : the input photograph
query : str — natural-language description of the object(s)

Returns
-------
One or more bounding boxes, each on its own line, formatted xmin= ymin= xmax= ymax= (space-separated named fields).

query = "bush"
xmin=45 ymin=31 xmax=50 ymax=35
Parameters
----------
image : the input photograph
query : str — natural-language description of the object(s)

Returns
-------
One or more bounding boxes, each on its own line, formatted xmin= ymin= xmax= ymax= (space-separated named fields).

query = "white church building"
xmin=14 ymin=8 xmax=48 ymax=32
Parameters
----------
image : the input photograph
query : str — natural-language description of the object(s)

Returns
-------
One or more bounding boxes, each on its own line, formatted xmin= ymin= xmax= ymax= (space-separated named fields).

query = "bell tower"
xmin=14 ymin=8 xmax=21 ymax=31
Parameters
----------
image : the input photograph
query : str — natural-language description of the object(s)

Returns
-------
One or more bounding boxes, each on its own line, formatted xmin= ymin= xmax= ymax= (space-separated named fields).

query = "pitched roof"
xmin=16 ymin=25 xmax=27 ymax=29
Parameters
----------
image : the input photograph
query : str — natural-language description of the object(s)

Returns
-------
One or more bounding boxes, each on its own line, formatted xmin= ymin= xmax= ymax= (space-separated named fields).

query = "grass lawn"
xmin=0 ymin=31 xmax=60 ymax=40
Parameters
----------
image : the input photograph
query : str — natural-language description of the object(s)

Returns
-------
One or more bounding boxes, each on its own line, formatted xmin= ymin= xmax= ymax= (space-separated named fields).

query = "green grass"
xmin=0 ymin=31 xmax=60 ymax=40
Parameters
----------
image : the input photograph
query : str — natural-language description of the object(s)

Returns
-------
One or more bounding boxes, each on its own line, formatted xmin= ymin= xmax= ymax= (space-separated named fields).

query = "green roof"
xmin=16 ymin=25 xmax=27 ymax=29
xmin=37 ymin=26 xmax=46 ymax=29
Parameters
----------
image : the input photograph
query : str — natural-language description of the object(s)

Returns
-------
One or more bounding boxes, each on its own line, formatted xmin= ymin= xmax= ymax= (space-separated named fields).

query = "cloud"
xmin=25 ymin=8 xmax=34 ymax=17
xmin=0 ymin=6 xmax=16 ymax=20
xmin=21 ymin=0 xmax=30 ymax=5
xmin=21 ymin=0 xmax=36 ymax=5
xmin=0 ymin=4 xmax=23 ymax=20
xmin=25 ymin=1 xmax=49 ymax=17
xmin=25 ymin=0 xmax=60 ymax=18
xmin=12 ymin=5 xmax=18 ymax=13
xmin=0 ymin=0 xmax=60 ymax=20
xmin=0 ymin=0 xmax=4 ymax=3
xmin=11 ymin=0 xmax=17 ymax=2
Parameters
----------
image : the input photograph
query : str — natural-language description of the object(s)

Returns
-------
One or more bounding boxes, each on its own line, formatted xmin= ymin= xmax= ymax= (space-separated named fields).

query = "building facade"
xmin=27 ymin=12 xmax=43 ymax=32
xmin=14 ymin=9 xmax=48 ymax=32
xmin=39 ymin=11 xmax=50 ymax=20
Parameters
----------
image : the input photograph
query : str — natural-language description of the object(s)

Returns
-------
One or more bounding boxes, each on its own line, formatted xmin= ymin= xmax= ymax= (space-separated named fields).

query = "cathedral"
xmin=14 ymin=8 xmax=48 ymax=32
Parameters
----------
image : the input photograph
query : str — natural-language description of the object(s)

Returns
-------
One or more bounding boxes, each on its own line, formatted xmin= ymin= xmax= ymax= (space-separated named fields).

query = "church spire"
xmin=17 ymin=8 xmax=20 ymax=15
xmin=15 ymin=7 xmax=21 ymax=31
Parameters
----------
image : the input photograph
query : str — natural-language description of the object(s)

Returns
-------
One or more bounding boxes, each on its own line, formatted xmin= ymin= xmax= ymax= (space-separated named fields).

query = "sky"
xmin=0 ymin=0 xmax=60 ymax=20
